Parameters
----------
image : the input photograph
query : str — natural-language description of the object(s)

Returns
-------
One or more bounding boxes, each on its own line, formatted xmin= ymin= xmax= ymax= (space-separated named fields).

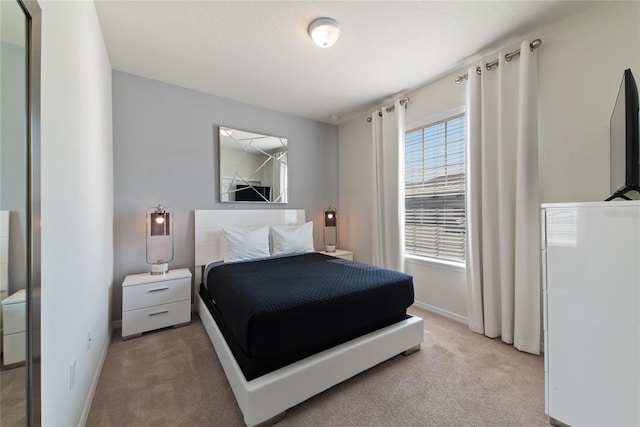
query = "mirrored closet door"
xmin=0 ymin=0 xmax=41 ymax=425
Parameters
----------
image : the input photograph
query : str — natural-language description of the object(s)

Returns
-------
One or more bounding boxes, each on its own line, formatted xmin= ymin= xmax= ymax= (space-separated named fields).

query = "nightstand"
xmin=122 ymin=268 xmax=191 ymax=339
xmin=318 ymin=249 xmax=353 ymax=261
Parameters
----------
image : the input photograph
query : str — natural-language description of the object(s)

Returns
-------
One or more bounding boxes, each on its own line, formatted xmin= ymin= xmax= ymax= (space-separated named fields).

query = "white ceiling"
xmin=220 ymin=127 xmax=287 ymax=152
xmin=94 ymin=1 xmax=597 ymax=124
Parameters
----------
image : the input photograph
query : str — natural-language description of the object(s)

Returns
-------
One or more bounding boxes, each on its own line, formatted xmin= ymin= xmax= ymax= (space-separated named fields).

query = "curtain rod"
xmin=454 ymin=38 xmax=542 ymax=84
xmin=366 ymin=97 xmax=410 ymax=122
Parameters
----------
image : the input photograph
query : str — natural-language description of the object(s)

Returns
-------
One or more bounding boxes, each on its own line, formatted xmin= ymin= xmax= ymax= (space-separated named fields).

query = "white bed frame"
xmin=194 ymin=209 xmax=424 ymax=426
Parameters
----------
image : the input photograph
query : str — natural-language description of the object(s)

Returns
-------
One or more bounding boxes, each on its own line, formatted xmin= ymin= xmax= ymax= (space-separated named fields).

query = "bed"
xmin=194 ymin=209 xmax=423 ymax=426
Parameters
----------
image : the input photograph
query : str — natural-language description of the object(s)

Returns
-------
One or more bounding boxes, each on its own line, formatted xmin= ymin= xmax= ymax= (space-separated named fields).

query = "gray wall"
xmin=112 ymin=71 xmax=338 ymax=320
xmin=1 ymin=41 xmax=27 ymax=294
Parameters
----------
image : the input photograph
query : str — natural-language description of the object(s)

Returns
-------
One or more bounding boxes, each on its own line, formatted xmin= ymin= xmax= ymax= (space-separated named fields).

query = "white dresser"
xmin=2 ymin=289 xmax=26 ymax=366
xmin=122 ymin=268 xmax=192 ymax=339
xmin=0 ymin=211 xmax=10 ymax=339
xmin=542 ymin=201 xmax=640 ymax=426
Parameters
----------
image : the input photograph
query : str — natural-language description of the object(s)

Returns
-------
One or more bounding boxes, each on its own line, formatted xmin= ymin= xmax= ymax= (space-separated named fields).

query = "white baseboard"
xmin=111 ymin=319 xmax=121 ymax=331
xmin=78 ymin=329 xmax=111 ymax=427
xmin=412 ymin=300 xmax=468 ymax=325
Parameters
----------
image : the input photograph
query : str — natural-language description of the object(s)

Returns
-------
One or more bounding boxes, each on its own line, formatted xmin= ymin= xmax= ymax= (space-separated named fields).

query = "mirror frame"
xmin=218 ymin=126 xmax=288 ymax=204
xmin=18 ymin=1 xmax=41 ymax=425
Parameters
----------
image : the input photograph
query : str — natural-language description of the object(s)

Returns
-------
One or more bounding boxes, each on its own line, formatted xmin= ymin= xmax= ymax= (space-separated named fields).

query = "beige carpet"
xmin=1 ymin=364 xmax=27 ymax=426
xmin=87 ymin=306 xmax=550 ymax=426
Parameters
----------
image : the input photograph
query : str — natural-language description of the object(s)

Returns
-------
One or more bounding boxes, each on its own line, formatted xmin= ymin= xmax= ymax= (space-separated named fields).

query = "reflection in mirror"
xmin=0 ymin=0 xmax=28 ymax=424
xmin=219 ymin=126 xmax=288 ymax=203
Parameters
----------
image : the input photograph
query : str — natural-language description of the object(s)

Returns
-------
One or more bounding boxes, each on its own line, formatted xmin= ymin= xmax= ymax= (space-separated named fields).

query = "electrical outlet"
xmin=70 ymin=359 xmax=76 ymax=390
xmin=87 ymin=330 xmax=92 ymax=349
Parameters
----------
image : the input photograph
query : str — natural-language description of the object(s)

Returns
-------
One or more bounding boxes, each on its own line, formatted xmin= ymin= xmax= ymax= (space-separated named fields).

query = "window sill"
xmin=404 ymin=254 xmax=466 ymax=272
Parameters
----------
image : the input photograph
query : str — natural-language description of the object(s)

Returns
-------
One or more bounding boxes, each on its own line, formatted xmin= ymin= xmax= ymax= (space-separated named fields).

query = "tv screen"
xmin=235 ymin=185 xmax=271 ymax=202
xmin=609 ymin=68 xmax=640 ymax=200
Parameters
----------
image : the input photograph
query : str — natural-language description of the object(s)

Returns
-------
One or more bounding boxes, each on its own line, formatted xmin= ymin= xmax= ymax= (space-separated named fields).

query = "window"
xmin=405 ymin=113 xmax=466 ymax=263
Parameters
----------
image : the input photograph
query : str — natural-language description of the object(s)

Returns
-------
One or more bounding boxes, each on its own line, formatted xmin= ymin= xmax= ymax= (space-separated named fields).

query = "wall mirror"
xmin=219 ymin=126 xmax=288 ymax=203
xmin=1 ymin=0 xmax=41 ymax=425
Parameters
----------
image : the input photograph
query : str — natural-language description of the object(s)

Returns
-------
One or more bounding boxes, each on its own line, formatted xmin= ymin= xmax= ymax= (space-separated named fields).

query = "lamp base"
xmin=150 ymin=262 xmax=169 ymax=275
xmin=325 ymin=245 xmax=336 ymax=253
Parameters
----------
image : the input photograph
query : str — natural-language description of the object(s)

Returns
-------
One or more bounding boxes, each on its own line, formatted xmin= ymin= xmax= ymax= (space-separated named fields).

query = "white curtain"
xmin=371 ymin=99 xmax=405 ymax=271
xmin=465 ymin=40 xmax=541 ymax=354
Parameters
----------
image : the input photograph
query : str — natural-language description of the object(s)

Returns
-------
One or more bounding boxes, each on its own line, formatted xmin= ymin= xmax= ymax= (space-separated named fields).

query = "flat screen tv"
xmin=608 ymin=68 xmax=640 ymax=200
xmin=235 ymin=184 xmax=271 ymax=202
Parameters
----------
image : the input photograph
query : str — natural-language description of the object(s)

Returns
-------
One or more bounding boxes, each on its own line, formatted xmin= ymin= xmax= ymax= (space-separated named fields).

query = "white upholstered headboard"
xmin=194 ymin=209 xmax=306 ymax=283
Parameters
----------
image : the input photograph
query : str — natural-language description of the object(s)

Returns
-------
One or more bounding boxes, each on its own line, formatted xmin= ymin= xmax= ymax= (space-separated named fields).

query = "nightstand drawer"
xmin=122 ymin=277 xmax=190 ymax=311
xmin=122 ymin=300 xmax=190 ymax=338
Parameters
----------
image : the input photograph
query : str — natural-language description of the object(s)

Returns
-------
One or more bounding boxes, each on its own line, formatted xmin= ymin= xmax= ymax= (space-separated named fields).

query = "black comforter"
xmin=203 ymin=252 xmax=414 ymax=380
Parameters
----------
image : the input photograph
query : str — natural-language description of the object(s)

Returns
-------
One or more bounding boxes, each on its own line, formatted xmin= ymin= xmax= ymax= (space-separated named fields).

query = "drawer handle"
xmin=148 ymin=310 xmax=169 ymax=316
xmin=148 ymin=286 xmax=169 ymax=293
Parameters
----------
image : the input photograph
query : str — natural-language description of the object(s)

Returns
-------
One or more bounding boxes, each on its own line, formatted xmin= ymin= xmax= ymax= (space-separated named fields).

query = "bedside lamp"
xmin=146 ymin=204 xmax=174 ymax=274
xmin=323 ymin=205 xmax=337 ymax=252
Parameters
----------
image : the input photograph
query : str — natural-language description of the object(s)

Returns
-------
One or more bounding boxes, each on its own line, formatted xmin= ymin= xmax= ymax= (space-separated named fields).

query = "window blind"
xmin=405 ymin=114 xmax=466 ymax=262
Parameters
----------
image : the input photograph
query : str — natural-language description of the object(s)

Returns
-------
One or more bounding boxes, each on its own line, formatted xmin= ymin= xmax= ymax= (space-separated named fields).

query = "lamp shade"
xmin=308 ymin=17 xmax=341 ymax=48
xmin=324 ymin=206 xmax=337 ymax=227
xmin=150 ymin=211 xmax=170 ymax=236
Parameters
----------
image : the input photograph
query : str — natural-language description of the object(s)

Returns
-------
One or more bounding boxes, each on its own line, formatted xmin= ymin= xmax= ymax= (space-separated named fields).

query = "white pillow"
xmin=220 ymin=225 xmax=270 ymax=263
xmin=270 ymin=222 xmax=314 ymax=256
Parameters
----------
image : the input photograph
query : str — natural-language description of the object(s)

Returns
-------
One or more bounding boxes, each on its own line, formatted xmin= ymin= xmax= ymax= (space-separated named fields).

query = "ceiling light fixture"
xmin=308 ymin=17 xmax=341 ymax=48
